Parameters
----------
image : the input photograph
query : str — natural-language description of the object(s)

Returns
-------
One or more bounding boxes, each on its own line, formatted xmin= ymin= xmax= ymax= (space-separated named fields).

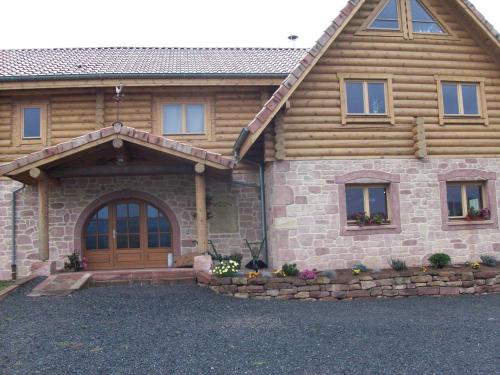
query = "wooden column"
xmin=30 ymin=168 xmax=49 ymax=261
xmin=194 ymin=163 xmax=208 ymax=254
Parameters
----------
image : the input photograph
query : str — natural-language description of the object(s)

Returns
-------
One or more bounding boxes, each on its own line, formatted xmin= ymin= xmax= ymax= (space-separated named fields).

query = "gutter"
xmin=0 ymin=72 xmax=289 ymax=83
xmin=232 ymin=127 xmax=268 ymax=265
xmin=11 ymin=184 xmax=25 ymax=280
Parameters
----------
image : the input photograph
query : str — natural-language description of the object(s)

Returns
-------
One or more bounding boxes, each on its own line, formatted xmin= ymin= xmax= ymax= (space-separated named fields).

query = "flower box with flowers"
xmin=349 ymin=212 xmax=390 ymax=227
xmin=465 ymin=207 xmax=491 ymax=221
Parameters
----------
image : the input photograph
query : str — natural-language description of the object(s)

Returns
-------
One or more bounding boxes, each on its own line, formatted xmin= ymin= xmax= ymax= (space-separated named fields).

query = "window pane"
xmin=128 ymin=217 xmax=140 ymax=233
xmin=23 ymin=107 xmax=41 ymax=138
xmin=367 ymin=83 xmax=386 ymax=114
xmin=158 ymin=217 xmax=170 ymax=232
xmin=466 ymin=185 xmax=483 ymax=211
xmin=129 ymin=234 xmax=140 ymax=249
xmin=412 ymin=22 xmax=443 ymax=33
xmin=98 ymin=235 xmax=109 ymax=249
xmin=371 ymin=20 xmax=399 ymax=29
xmin=370 ymin=0 xmax=399 ymax=30
xmin=447 ymin=185 xmax=462 ymax=217
xmin=346 ymin=187 xmax=365 ymax=219
xmin=148 ymin=233 xmax=159 ymax=248
xmin=462 ymin=85 xmax=479 ymax=115
xmin=117 ymin=235 xmax=128 ymax=249
xmin=147 ymin=205 xmax=158 ymax=218
xmin=160 ymin=233 xmax=172 ymax=248
xmin=411 ymin=0 xmax=444 ymax=33
xmin=186 ymin=104 xmax=205 ymax=133
xmin=86 ymin=235 xmax=97 ymax=250
xmin=368 ymin=187 xmax=388 ymax=217
xmin=163 ymin=104 xmax=182 ymax=134
xmin=116 ymin=218 xmax=127 ymax=233
xmin=443 ymin=84 xmax=459 ymax=115
xmin=346 ymin=82 xmax=365 ymax=114
xmin=98 ymin=218 xmax=108 ymax=233
xmin=147 ymin=217 xmax=158 ymax=233
xmin=87 ymin=218 xmax=97 ymax=234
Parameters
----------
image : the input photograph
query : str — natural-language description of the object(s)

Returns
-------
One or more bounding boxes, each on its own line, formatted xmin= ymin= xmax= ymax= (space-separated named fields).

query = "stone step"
xmin=28 ymin=268 xmax=196 ymax=296
xmin=28 ymin=273 xmax=92 ymax=297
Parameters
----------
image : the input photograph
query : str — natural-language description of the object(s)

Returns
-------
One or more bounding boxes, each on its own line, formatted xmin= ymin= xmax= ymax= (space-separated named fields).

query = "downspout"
xmin=11 ymin=184 xmax=25 ymax=280
xmin=233 ymin=128 xmax=268 ymax=265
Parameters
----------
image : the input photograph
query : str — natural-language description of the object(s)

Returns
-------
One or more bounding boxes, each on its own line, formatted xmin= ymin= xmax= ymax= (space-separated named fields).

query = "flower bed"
xmin=197 ymin=267 xmax=500 ymax=301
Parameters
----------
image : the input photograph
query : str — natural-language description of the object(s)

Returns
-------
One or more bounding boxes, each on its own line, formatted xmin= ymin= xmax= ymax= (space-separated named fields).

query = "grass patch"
xmin=0 ymin=280 xmax=15 ymax=292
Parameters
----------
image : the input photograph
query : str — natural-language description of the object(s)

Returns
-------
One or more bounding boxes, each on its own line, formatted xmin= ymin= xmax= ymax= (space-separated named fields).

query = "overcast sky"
xmin=1 ymin=0 xmax=498 ymax=50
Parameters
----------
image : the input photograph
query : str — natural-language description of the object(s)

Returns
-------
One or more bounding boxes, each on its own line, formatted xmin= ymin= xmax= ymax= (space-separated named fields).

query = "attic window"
xmin=410 ymin=0 xmax=444 ymax=33
xmin=369 ymin=0 xmax=400 ymax=30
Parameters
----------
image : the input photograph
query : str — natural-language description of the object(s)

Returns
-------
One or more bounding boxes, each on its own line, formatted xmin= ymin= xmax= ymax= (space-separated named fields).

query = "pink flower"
xmin=299 ymin=269 xmax=317 ymax=280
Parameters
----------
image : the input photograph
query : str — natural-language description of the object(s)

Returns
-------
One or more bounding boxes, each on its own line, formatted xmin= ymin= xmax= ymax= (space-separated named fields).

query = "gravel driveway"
xmin=0 ymin=278 xmax=499 ymax=375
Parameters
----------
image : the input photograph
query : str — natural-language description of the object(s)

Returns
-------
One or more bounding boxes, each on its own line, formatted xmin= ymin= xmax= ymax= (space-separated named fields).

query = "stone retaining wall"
xmin=198 ymin=268 xmax=500 ymax=301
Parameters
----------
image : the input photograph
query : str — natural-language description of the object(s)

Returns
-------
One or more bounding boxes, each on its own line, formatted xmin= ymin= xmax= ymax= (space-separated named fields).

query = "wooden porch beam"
xmin=49 ymin=164 xmax=194 ymax=178
xmin=30 ymin=168 xmax=50 ymax=261
xmin=195 ymin=163 xmax=208 ymax=254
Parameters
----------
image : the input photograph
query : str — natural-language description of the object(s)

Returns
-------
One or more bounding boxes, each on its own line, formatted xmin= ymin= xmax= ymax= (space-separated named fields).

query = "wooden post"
xmin=30 ymin=168 xmax=49 ymax=261
xmin=194 ymin=163 xmax=208 ymax=254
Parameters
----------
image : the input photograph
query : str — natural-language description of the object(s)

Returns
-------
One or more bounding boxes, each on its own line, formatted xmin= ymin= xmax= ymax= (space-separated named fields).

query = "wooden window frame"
xmin=357 ymin=0 xmax=407 ymax=38
xmin=338 ymin=73 xmax=395 ymax=125
xmin=345 ymin=184 xmax=391 ymax=225
xmin=153 ymin=97 xmax=213 ymax=140
xmin=13 ymin=101 xmax=48 ymax=146
xmin=357 ymin=0 xmax=455 ymax=40
xmin=336 ymin=170 xmax=402 ymax=236
xmin=446 ymin=182 xmax=485 ymax=220
xmin=435 ymin=76 xmax=488 ymax=126
xmin=438 ymin=169 xmax=498 ymax=231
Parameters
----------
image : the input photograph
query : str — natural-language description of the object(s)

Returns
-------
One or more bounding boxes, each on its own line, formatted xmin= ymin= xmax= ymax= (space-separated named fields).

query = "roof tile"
xmin=0 ymin=47 xmax=307 ymax=81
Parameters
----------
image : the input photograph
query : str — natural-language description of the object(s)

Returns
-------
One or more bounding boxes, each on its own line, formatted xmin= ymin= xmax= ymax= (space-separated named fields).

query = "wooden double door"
xmin=83 ymin=199 xmax=173 ymax=270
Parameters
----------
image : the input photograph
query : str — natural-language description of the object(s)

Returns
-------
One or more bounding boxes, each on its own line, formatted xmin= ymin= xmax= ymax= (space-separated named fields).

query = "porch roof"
xmin=0 ymin=122 xmax=235 ymax=183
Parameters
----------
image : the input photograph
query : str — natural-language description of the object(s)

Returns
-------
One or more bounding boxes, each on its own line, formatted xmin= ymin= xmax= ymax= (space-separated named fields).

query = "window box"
xmin=336 ymin=170 xmax=401 ymax=236
xmin=439 ymin=169 xmax=498 ymax=231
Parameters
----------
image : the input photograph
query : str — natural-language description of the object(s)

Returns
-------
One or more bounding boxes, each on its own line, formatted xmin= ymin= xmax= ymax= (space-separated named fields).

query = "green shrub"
xmin=480 ymin=255 xmax=498 ymax=267
xmin=389 ymin=258 xmax=408 ymax=271
xmin=281 ymin=263 xmax=299 ymax=277
xmin=429 ymin=253 xmax=451 ymax=269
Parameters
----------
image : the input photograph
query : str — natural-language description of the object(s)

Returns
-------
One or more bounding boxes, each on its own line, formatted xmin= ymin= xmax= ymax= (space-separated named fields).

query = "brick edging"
xmin=197 ymin=269 xmax=500 ymax=301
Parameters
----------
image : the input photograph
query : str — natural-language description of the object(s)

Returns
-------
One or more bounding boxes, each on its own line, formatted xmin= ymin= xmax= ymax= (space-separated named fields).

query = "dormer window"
xmin=410 ymin=0 xmax=444 ymax=34
xmin=369 ymin=0 xmax=400 ymax=30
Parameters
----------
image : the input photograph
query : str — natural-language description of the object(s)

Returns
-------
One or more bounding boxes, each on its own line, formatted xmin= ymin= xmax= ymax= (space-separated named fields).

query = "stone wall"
xmin=0 ymin=172 xmax=262 ymax=280
xmin=199 ymin=268 xmax=500 ymax=301
xmin=265 ymin=158 xmax=500 ymax=270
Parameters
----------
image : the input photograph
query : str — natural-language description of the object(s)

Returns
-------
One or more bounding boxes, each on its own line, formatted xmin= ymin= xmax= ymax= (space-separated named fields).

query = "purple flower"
xmin=299 ymin=269 xmax=317 ymax=280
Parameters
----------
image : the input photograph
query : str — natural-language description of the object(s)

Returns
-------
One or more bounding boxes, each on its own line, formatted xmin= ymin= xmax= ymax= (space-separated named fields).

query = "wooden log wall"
xmin=279 ymin=0 xmax=500 ymax=159
xmin=0 ymin=86 xmax=269 ymax=163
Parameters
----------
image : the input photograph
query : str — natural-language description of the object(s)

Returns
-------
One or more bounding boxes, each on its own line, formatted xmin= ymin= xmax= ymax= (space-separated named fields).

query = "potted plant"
xmin=465 ymin=207 xmax=491 ymax=221
xmin=350 ymin=212 xmax=389 ymax=227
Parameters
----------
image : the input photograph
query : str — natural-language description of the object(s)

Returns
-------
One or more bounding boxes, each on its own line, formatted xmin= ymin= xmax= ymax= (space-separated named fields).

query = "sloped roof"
xmin=0 ymin=122 xmax=235 ymax=179
xmin=237 ymin=0 xmax=500 ymax=159
xmin=0 ymin=47 xmax=307 ymax=81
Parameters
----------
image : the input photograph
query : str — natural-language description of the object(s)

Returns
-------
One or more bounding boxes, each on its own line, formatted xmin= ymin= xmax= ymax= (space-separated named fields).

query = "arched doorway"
xmin=77 ymin=191 xmax=180 ymax=270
